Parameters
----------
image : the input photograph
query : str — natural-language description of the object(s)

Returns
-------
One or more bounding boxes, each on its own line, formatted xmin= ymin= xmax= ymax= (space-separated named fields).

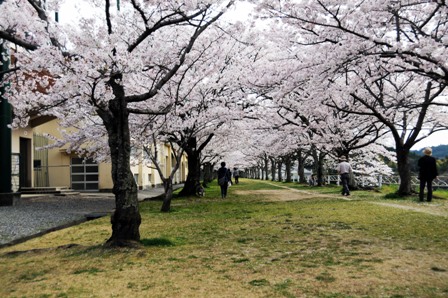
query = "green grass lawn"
xmin=1 ymin=179 xmax=447 ymax=297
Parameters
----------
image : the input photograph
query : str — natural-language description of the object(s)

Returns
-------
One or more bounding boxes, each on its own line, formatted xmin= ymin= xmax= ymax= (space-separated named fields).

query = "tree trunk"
xmin=277 ymin=160 xmax=283 ymax=182
xmin=178 ymin=149 xmax=200 ymax=196
xmin=261 ymin=160 xmax=265 ymax=180
xmin=177 ymin=135 xmax=213 ymax=197
xmin=161 ymin=178 xmax=173 ymax=212
xmin=316 ymin=156 xmax=324 ymax=186
xmin=99 ymin=85 xmax=141 ymax=247
xmin=285 ymin=156 xmax=292 ymax=182
xmin=202 ymin=162 xmax=213 ymax=188
xmin=396 ymin=146 xmax=413 ymax=196
xmin=263 ymin=155 xmax=269 ymax=180
xmin=270 ymin=157 xmax=276 ymax=181
xmin=297 ymin=151 xmax=306 ymax=183
xmin=312 ymin=149 xmax=326 ymax=187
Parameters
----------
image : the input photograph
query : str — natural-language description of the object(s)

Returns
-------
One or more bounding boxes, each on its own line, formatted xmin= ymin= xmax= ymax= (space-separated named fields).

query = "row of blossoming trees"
xmin=1 ymin=0 xmax=447 ymax=246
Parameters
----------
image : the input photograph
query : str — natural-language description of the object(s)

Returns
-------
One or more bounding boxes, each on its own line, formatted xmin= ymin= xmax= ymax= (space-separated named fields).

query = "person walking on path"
xmin=337 ymin=156 xmax=352 ymax=196
xmin=233 ymin=167 xmax=240 ymax=184
xmin=217 ymin=162 xmax=231 ymax=199
xmin=418 ymin=147 xmax=439 ymax=202
xmin=308 ymin=174 xmax=316 ymax=186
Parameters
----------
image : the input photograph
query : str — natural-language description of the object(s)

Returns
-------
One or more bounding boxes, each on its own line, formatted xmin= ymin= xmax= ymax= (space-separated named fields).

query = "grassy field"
xmin=1 ymin=179 xmax=447 ymax=297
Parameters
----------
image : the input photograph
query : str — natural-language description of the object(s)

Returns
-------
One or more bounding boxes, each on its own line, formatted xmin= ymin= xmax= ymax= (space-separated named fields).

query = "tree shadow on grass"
xmin=2 ymin=243 xmax=85 ymax=257
xmin=384 ymin=192 xmax=415 ymax=200
xmin=141 ymin=238 xmax=175 ymax=247
xmin=2 ymin=239 xmax=177 ymax=259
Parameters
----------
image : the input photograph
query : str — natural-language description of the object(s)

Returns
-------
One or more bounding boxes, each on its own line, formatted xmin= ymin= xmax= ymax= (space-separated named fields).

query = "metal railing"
xmin=324 ymin=174 xmax=448 ymax=189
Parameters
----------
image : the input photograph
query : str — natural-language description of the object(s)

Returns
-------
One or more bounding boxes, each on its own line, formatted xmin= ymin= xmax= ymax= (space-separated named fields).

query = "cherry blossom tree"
xmin=326 ymin=69 xmax=447 ymax=194
xmin=253 ymin=0 xmax=448 ymax=195
xmin=150 ymin=23 xmax=251 ymax=196
xmin=255 ymin=0 xmax=448 ymax=85
xmin=142 ymin=135 xmax=184 ymax=213
xmin=1 ymin=0 xmax=235 ymax=246
xmin=241 ymin=75 xmax=390 ymax=186
xmin=151 ymin=72 xmax=233 ymax=197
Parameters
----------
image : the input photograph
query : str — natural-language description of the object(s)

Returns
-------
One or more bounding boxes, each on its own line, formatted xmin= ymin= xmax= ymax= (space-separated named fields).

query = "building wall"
xmin=11 ymin=127 xmax=31 ymax=154
xmin=98 ymin=163 xmax=113 ymax=190
xmin=28 ymin=119 xmax=187 ymax=191
xmin=11 ymin=127 xmax=33 ymax=191
xmin=33 ymin=120 xmax=71 ymax=188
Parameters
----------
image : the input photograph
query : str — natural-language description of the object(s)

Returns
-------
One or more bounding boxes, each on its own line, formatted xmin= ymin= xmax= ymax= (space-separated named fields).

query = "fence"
xmin=34 ymin=165 xmax=72 ymax=188
xmin=324 ymin=174 xmax=448 ymax=189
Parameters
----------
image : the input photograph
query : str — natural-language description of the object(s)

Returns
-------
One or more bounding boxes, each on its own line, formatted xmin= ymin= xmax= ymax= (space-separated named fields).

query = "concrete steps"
xmin=20 ymin=187 xmax=80 ymax=196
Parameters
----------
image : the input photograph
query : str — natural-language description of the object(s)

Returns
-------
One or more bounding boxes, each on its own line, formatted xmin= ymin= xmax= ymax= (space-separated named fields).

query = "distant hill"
xmin=411 ymin=144 xmax=448 ymax=159
xmin=384 ymin=144 xmax=448 ymax=174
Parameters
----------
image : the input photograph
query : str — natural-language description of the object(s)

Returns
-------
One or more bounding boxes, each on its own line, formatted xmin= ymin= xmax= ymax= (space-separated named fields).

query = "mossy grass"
xmin=1 ymin=178 xmax=447 ymax=297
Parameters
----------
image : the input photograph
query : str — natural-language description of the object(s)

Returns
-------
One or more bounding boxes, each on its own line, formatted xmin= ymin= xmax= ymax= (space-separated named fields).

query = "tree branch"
xmin=125 ymin=1 xmax=235 ymax=103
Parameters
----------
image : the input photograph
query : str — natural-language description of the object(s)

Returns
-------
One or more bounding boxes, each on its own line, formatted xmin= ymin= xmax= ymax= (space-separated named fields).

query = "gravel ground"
xmin=0 ymin=194 xmax=116 ymax=247
xmin=0 ymin=186 xmax=178 ymax=247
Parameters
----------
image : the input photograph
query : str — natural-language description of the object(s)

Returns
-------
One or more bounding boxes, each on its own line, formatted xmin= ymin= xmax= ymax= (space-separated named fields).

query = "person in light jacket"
xmin=232 ymin=167 xmax=240 ymax=184
xmin=337 ymin=156 xmax=352 ymax=196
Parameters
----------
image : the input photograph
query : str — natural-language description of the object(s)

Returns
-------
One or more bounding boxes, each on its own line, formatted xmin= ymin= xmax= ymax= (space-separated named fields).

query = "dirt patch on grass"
xmin=234 ymin=189 xmax=339 ymax=202
xmin=372 ymin=202 xmax=448 ymax=217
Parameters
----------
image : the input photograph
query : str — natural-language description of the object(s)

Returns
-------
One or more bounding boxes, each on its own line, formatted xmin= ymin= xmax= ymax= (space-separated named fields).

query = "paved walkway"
xmin=0 ymin=185 xmax=182 ymax=248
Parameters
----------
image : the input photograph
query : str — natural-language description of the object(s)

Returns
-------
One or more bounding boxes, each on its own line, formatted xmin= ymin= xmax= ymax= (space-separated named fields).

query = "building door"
xmin=33 ymin=134 xmax=49 ymax=187
xmin=70 ymin=157 xmax=99 ymax=191
xmin=19 ymin=137 xmax=32 ymax=188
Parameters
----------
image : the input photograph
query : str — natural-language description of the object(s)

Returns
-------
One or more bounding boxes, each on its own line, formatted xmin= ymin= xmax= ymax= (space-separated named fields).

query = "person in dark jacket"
xmin=418 ymin=147 xmax=439 ymax=202
xmin=227 ymin=168 xmax=233 ymax=185
xmin=217 ymin=162 xmax=231 ymax=199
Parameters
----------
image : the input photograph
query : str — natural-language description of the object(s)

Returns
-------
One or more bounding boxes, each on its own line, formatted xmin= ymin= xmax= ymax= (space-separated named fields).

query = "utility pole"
xmin=0 ymin=40 xmax=20 ymax=205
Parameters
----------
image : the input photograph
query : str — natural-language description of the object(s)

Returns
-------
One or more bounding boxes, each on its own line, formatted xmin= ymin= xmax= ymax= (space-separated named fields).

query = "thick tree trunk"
xmin=177 ymin=135 xmax=213 ymax=197
xmin=161 ymin=178 xmax=173 ymax=212
xmin=312 ymin=150 xmax=326 ymax=187
xmin=202 ymin=162 xmax=213 ymax=188
xmin=396 ymin=146 xmax=413 ymax=196
xmin=316 ymin=157 xmax=324 ymax=186
xmin=99 ymin=89 xmax=141 ymax=247
xmin=178 ymin=150 xmax=200 ymax=196
xmin=107 ymin=151 xmax=141 ymax=246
